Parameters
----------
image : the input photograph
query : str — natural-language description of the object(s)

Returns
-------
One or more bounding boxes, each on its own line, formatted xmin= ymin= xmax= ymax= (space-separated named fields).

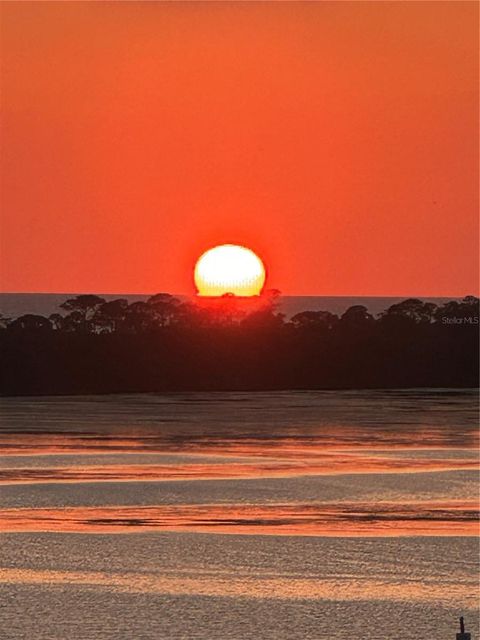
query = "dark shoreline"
xmin=1 ymin=294 xmax=478 ymax=397
xmin=1 ymin=385 xmax=478 ymax=399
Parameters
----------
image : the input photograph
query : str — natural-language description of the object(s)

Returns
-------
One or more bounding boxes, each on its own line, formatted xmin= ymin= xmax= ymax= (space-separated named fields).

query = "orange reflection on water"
xmin=0 ymin=566 xmax=476 ymax=607
xmin=0 ymin=422 xmax=477 ymax=458
xmin=1 ymin=501 xmax=477 ymax=536
xmin=0 ymin=453 xmax=477 ymax=485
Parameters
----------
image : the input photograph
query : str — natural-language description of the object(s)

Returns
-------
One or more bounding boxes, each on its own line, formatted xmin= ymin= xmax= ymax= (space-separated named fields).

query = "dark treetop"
xmin=0 ymin=293 xmax=478 ymax=395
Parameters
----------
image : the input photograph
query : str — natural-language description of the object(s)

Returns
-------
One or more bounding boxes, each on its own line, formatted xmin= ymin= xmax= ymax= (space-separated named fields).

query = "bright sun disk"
xmin=194 ymin=244 xmax=266 ymax=296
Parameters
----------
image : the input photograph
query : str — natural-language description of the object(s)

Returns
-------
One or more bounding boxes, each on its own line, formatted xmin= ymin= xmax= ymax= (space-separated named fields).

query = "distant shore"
xmin=1 ymin=293 xmax=478 ymax=396
xmin=0 ymin=292 xmax=464 ymax=321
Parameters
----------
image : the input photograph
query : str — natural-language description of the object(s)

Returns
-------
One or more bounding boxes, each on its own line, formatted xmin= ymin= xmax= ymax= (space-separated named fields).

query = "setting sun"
xmin=194 ymin=244 xmax=266 ymax=296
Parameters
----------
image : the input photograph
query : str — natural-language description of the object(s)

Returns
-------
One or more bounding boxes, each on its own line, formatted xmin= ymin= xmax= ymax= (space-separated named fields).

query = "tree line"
xmin=0 ymin=293 xmax=478 ymax=395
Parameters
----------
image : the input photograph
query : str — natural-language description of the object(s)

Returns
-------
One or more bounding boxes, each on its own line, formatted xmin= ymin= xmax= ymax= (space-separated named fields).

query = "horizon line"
xmin=0 ymin=291 xmax=476 ymax=299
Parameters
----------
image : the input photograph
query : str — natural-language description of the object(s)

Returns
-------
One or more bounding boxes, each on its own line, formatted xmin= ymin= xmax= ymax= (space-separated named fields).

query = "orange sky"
xmin=0 ymin=1 xmax=478 ymax=296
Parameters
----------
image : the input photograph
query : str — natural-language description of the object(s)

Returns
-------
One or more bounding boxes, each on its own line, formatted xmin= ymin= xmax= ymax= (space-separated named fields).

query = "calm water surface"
xmin=0 ymin=390 xmax=478 ymax=639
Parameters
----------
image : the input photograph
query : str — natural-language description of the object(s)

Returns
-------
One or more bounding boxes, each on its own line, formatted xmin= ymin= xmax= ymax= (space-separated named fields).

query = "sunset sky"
xmin=1 ymin=1 xmax=478 ymax=296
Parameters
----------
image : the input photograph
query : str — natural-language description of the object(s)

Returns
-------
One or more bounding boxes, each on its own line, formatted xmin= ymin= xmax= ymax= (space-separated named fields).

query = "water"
xmin=0 ymin=292 xmax=460 ymax=320
xmin=0 ymin=390 xmax=478 ymax=639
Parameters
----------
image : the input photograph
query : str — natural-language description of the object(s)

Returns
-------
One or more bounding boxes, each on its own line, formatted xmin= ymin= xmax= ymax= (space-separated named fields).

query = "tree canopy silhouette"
xmin=0 ymin=294 xmax=478 ymax=395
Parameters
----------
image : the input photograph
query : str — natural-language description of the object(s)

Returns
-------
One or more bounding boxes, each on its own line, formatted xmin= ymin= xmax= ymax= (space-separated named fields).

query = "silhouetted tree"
xmin=60 ymin=295 xmax=106 ymax=333
xmin=435 ymin=296 xmax=479 ymax=323
xmin=241 ymin=307 xmax=285 ymax=330
xmin=291 ymin=310 xmax=339 ymax=331
xmin=0 ymin=294 xmax=477 ymax=395
xmin=123 ymin=301 xmax=157 ymax=333
xmin=8 ymin=314 xmax=52 ymax=333
xmin=380 ymin=298 xmax=437 ymax=325
xmin=208 ymin=294 xmax=248 ymax=326
xmin=49 ymin=313 xmax=65 ymax=330
xmin=181 ymin=294 xmax=274 ymax=328
xmin=93 ymin=299 xmax=129 ymax=333
xmin=340 ymin=305 xmax=374 ymax=328
xmin=146 ymin=293 xmax=182 ymax=327
xmin=62 ymin=310 xmax=86 ymax=332
xmin=262 ymin=289 xmax=282 ymax=306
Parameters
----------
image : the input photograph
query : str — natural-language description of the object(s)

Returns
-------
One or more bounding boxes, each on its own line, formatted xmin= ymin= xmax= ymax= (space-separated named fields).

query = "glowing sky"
xmin=0 ymin=1 xmax=478 ymax=295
